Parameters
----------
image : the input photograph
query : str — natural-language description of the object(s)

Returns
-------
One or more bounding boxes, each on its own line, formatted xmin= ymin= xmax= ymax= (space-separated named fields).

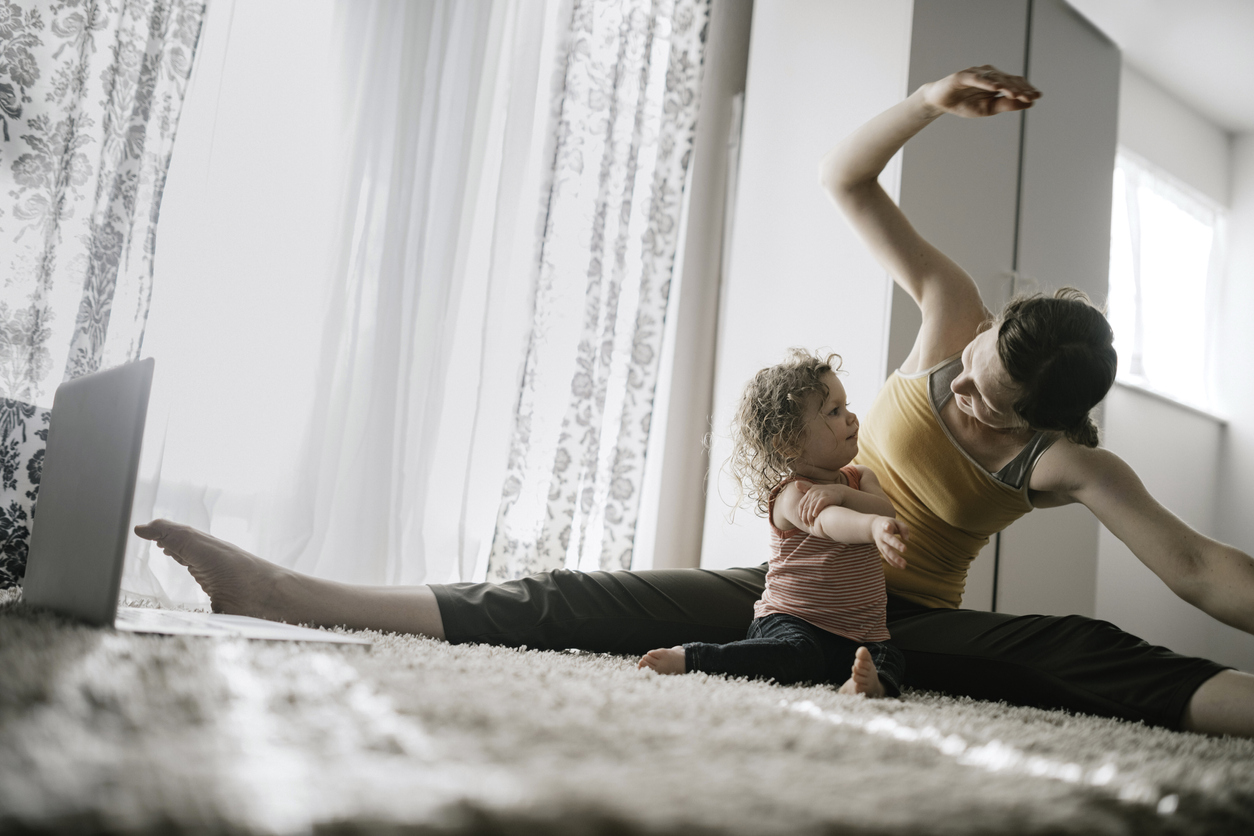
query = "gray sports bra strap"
xmin=929 ymin=356 xmax=962 ymax=410
xmin=993 ymin=431 xmax=1060 ymax=490
xmin=926 ymin=355 xmax=1058 ymax=490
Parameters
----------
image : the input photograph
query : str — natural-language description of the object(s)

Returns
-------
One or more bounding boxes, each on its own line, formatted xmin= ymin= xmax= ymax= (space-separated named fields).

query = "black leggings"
xmin=429 ymin=564 xmax=1227 ymax=730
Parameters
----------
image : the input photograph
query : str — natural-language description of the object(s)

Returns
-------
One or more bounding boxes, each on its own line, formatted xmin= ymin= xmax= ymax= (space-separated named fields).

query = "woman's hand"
xmin=871 ymin=517 xmax=910 ymax=570
xmin=921 ymin=65 xmax=1040 ymax=118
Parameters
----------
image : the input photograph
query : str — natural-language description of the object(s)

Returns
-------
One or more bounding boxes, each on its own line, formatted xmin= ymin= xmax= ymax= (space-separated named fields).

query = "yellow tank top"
xmin=853 ymin=363 xmax=1036 ymax=609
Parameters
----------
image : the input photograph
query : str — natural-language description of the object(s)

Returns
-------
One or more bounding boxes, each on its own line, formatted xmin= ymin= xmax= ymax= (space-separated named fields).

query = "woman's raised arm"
xmin=818 ymin=66 xmax=1039 ymax=373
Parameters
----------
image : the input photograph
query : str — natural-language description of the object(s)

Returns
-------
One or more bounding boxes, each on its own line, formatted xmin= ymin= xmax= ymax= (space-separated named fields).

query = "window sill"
xmin=1112 ymin=378 xmax=1228 ymax=426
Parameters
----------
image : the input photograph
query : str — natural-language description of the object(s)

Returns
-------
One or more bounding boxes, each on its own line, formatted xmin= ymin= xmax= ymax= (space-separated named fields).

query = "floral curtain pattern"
xmin=0 ymin=0 xmax=205 ymax=408
xmin=0 ymin=397 xmax=47 ymax=587
xmin=487 ymin=0 xmax=709 ymax=579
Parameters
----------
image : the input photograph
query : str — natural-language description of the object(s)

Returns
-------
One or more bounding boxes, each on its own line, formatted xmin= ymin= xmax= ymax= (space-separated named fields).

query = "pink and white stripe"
xmin=754 ymin=472 xmax=890 ymax=642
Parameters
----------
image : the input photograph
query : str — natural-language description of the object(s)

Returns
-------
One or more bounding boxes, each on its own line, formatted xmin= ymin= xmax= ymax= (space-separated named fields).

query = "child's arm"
xmin=796 ymin=470 xmax=894 ymax=523
xmin=775 ymin=482 xmax=909 ymax=568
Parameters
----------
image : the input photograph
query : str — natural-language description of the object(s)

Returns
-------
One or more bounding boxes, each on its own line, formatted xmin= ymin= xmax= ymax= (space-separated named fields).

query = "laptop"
xmin=20 ymin=358 xmax=369 ymax=646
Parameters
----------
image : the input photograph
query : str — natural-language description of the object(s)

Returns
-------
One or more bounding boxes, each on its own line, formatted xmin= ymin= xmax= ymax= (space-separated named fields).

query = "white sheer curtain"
xmin=266 ymin=0 xmax=570 ymax=586
xmin=124 ymin=0 xmax=569 ymax=603
xmin=486 ymin=0 xmax=712 ymax=579
xmin=123 ymin=0 xmax=348 ymax=604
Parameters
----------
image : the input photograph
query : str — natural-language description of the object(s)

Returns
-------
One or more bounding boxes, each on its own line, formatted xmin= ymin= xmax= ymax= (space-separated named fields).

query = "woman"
xmin=136 ymin=66 xmax=1254 ymax=737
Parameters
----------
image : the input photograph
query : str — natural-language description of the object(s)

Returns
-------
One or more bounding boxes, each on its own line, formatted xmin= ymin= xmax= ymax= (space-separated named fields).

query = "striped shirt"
xmin=753 ymin=466 xmax=890 ymax=642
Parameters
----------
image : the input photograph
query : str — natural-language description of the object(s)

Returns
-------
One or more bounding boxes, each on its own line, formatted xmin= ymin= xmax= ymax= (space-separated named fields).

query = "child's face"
xmin=796 ymin=372 xmax=859 ymax=475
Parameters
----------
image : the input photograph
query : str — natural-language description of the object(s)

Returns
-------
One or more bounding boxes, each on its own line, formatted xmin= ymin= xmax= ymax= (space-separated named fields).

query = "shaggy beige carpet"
xmin=2 ymin=589 xmax=1253 ymax=836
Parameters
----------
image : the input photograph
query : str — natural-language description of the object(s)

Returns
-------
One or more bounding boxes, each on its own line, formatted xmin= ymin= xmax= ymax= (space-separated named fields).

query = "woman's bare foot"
xmin=135 ymin=520 xmax=452 ymax=637
xmin=837 ymin=646 xmax=887 ymax=698
xmin=134 ymin=519 xmax=288 ymax=618
xmin=638 ymin=646 xmax=686 ymax=675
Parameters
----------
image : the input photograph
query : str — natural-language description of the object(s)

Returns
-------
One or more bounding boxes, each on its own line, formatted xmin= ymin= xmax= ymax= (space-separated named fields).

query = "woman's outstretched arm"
xmin=1030 ymin=444 xmax=1254 ymax=736
xmin=818 ymin=66 xmax=1039 ymax=373
xmin=1033 ymin=443 xmax=1254 ymax=635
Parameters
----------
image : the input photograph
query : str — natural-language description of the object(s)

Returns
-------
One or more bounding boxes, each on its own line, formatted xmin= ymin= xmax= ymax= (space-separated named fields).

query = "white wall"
xmin=1116 ymin=65 xmax=1230 ymax=205
xmin=700 ymin=0 xmax=913 ymax=570
xmin=1212 ymin=133 xmax=1254 ymax=669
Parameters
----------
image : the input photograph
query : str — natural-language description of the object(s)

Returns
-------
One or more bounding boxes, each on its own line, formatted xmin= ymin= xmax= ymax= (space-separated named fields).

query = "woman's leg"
xmin=430 ymin=564 xmax=766 ymax=654
xmin=136 ymin=520 xmax=767 ymax=646
xmin=134 ymin=520 xmax=447 ymax=637
xmin=886 ymin=595 xmax=1232 ymax=731
xmin=1182 ymin=670 xmax=1254 ymax=737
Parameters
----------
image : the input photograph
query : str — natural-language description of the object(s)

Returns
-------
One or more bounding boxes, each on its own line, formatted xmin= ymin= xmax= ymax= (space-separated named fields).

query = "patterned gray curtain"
xmin=0 ymin=0 xmax=204 ymax=404
xmin=0 ymin=0 xmax=205 ymax=587
xmin=487 ymin=0 xmax=710 ymax=579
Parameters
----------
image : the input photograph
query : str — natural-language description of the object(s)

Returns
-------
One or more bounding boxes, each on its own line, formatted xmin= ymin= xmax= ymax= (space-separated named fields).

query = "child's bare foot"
xmin=837 ymin=646 xmax=887 ymax=698
xmin=134 ymin=519 xmax=288 ymax=619
xmin=638 ymin=646 xmax=686 ymax=675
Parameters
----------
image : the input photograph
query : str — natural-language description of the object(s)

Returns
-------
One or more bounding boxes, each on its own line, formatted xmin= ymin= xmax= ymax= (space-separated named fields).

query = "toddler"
xmin=638 ymin=349 xmax=908 ymax=696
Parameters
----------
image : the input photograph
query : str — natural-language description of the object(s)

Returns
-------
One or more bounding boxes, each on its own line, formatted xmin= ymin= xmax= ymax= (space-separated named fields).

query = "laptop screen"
xmin=21 ymin=358 xmax=154 ymax=625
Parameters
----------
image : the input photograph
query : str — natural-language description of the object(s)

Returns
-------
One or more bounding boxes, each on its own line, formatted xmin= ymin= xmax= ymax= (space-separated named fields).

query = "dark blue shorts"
xmin=683 ymin=612 xmax=905 ymax=694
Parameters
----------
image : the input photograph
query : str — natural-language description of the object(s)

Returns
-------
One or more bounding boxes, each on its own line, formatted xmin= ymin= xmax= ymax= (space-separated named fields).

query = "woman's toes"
xmin=135 ymin=519 xmax=187 ymax=550
xmin=133 ymin=520 xmax=165 ymax=539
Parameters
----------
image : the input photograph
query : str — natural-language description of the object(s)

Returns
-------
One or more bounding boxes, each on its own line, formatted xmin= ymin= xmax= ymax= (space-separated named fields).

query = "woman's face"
xmin=950 ymin=328 xmax=1025 ymax=431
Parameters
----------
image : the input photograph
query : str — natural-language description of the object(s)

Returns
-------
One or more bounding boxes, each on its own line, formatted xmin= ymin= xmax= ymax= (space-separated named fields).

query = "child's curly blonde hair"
xmin=728 ymin=348 xmax=842 ymax=516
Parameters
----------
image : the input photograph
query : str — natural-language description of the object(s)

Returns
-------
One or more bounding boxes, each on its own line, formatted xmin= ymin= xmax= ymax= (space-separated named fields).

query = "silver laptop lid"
xmin=21 ymin=358 xmax=154 ymax=625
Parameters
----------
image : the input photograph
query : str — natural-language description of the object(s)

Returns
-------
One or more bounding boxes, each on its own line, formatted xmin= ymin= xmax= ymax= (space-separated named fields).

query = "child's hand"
xmin=796 ymin=481 xmax=848 ymax=527
xmin=871 ymin=517 xmax=909 ymax=569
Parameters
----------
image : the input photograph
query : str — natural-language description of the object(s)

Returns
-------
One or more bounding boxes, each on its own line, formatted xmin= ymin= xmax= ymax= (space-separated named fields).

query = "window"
xmin=1107 ymin=151 xmax=1225 ymax=411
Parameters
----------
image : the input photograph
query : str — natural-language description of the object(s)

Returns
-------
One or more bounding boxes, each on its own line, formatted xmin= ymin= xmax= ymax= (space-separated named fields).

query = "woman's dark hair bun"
xmin=997 ymin=288 xmax=1116 ymax=448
